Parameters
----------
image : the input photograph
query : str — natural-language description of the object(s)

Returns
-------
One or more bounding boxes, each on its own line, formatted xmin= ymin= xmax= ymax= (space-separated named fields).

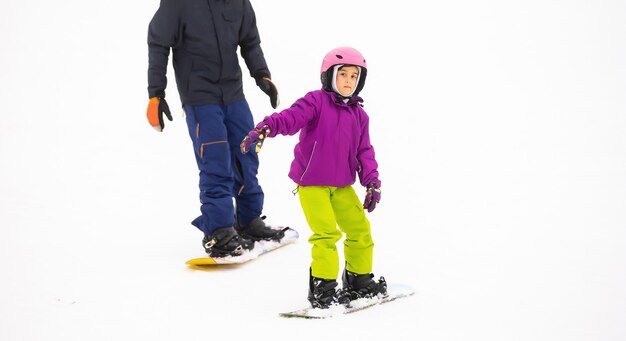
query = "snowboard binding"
xmin=202 ymin=226 xmax=254 ymax=257
xmin=308 ymin=269 xmax=350 ymax=309
xmin=342 ymin=269 xmax=388 ymax=301
xmin=235 ymin=215 xmax=287 ymax=242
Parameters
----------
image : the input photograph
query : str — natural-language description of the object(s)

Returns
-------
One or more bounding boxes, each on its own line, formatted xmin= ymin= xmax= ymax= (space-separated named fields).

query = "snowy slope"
xmin=1 ymin=1 xmax=625 ymax=340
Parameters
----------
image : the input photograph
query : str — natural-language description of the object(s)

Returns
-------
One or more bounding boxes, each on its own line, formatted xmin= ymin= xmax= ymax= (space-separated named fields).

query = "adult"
xmin=146 ymin=0 xmax=283 ymax=256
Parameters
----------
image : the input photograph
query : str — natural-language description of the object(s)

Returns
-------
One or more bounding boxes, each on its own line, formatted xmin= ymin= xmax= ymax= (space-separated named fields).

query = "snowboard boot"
xmin=308 ymin=269 xmax=350 ymax=309
xmin=235 ymin=216 xmax=285 ymax=242
xmin=202 ymin=226 xmax=254 ymax=257
xmin=342 ymin=269 xmax=388 ymax=301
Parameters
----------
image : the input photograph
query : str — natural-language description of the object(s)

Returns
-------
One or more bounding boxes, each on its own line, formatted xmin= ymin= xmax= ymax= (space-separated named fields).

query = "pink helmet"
xmin=320 ymin=47 xmax=368 ymax=97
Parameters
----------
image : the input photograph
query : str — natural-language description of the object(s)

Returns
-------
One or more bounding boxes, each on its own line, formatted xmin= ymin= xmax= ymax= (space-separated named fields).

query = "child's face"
xmin=335 ymin=66 xmax=359 ymax=97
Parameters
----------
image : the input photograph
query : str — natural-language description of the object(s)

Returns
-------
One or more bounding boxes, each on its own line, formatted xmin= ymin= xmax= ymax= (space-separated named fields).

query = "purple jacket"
xmin=260 ymin=89 xmax=380 ymax=188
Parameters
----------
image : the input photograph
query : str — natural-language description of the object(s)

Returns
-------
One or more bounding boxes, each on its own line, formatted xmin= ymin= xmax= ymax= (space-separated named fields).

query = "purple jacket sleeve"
xmin=356 ymin=111 xmax=380 ymax=188
xmin=261 ymin=92 xmax=319 ymax=137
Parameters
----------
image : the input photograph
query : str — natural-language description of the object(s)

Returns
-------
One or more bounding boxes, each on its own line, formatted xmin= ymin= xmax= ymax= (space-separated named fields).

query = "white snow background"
xmin=1 ymin=0 xmax=625 ymax=340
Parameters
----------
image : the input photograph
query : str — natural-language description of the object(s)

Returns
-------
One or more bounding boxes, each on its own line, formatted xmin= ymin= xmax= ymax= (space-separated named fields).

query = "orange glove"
xmin=146 ymin=97 xmax=172 ymax=132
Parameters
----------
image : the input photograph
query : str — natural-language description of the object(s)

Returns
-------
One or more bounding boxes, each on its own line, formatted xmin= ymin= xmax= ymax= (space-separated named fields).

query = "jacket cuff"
xmin=149 ymin=90 xmax=165 ymax=99
xmin=370 ymin=179 xmax=381 ymax=188
xmin=258 ymin=119 xmax=277 ymax=137
xmin=254 ymin=73 xmax=271 ymax=85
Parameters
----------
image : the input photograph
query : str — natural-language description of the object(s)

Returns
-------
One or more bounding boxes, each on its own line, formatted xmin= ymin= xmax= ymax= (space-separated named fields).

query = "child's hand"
xmin=240 ymin=124 xmax=270 ymax=154
xmin=363 ymin=181 xmax=382 ymax=212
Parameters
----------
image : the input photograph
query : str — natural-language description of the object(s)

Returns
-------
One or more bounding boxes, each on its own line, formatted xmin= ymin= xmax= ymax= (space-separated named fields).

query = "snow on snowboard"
xmin=186 ymin=227 xmax=298 ymax=266
xmin=280 ymin=283 xmax=415 ymax=319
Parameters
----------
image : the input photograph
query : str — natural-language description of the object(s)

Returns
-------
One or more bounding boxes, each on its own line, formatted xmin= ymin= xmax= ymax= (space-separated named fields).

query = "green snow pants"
xmin=298 ymin=185 xmax=374 ymax=280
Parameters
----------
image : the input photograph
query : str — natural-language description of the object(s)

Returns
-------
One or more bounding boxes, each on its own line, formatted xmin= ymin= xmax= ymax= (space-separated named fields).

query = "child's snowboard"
xmin=279 ymin=283 xmax=415 ymax=319
xmin=186 ymin=227 xmax=298 ymax=266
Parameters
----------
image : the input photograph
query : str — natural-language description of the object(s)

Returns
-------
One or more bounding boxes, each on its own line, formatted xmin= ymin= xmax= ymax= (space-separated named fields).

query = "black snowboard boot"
xmin=308 ymin=268 xmax=350 ymax=309
xmin=342 ymin=269 xmax=388 ymax=301
xmin=235 ymin=216 xmax=285 ymax=242
xmin=202 ymin=226 xmax=254 ymax=257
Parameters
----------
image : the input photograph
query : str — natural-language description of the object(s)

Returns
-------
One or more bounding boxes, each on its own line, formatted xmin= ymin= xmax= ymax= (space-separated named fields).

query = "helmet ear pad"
xmin=321 ymin=70 xmax=331 ymax=91
xmin=353 ymin=68 xmax=367 ymax=96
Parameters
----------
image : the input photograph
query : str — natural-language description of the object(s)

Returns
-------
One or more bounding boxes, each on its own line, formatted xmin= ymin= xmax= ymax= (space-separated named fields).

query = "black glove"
xmin=146 ymin=97 xmax=172 ymax=132
xmin=256 ymin=77 xmax=280 ymax=109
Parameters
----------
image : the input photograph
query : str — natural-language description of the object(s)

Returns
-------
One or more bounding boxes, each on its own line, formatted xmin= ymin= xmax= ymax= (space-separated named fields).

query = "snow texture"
xmin=1 ymin=0 xmax=626 ymax=340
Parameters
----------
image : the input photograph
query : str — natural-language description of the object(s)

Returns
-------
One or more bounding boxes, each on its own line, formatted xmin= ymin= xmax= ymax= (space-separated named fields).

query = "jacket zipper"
xmin=300 ymin=141 xmax=317 ymax=181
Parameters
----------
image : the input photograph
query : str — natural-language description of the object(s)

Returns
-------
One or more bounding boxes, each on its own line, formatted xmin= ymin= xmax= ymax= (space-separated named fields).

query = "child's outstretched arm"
xmin=240 ymin=91 xmax=321 ymax=154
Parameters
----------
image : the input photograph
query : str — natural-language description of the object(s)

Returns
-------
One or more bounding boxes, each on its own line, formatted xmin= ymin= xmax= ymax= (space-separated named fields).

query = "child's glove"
xmin=240 ymin=123 xmax=270 ymax=154
xmin=146 ymin=97 xmax=172 ymax=132
xmin=363 ymin=181 xmax=382 ymax=213
xmin=256 ymin=77 xmax=280 ymax=109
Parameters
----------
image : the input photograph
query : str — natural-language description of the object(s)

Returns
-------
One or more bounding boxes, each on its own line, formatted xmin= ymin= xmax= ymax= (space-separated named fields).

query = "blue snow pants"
xmin=183 ymin=99 xmax=264 ymax=235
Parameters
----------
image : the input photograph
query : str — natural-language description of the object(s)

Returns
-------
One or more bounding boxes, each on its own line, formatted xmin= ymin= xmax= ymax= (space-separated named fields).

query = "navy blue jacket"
xmin=148 ymin=0 xmax=271 ymax=105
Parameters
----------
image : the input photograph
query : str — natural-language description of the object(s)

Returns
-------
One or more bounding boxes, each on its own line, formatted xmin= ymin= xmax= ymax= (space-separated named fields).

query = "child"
xmin=241 ymin=47 xmax=387 ymax=308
